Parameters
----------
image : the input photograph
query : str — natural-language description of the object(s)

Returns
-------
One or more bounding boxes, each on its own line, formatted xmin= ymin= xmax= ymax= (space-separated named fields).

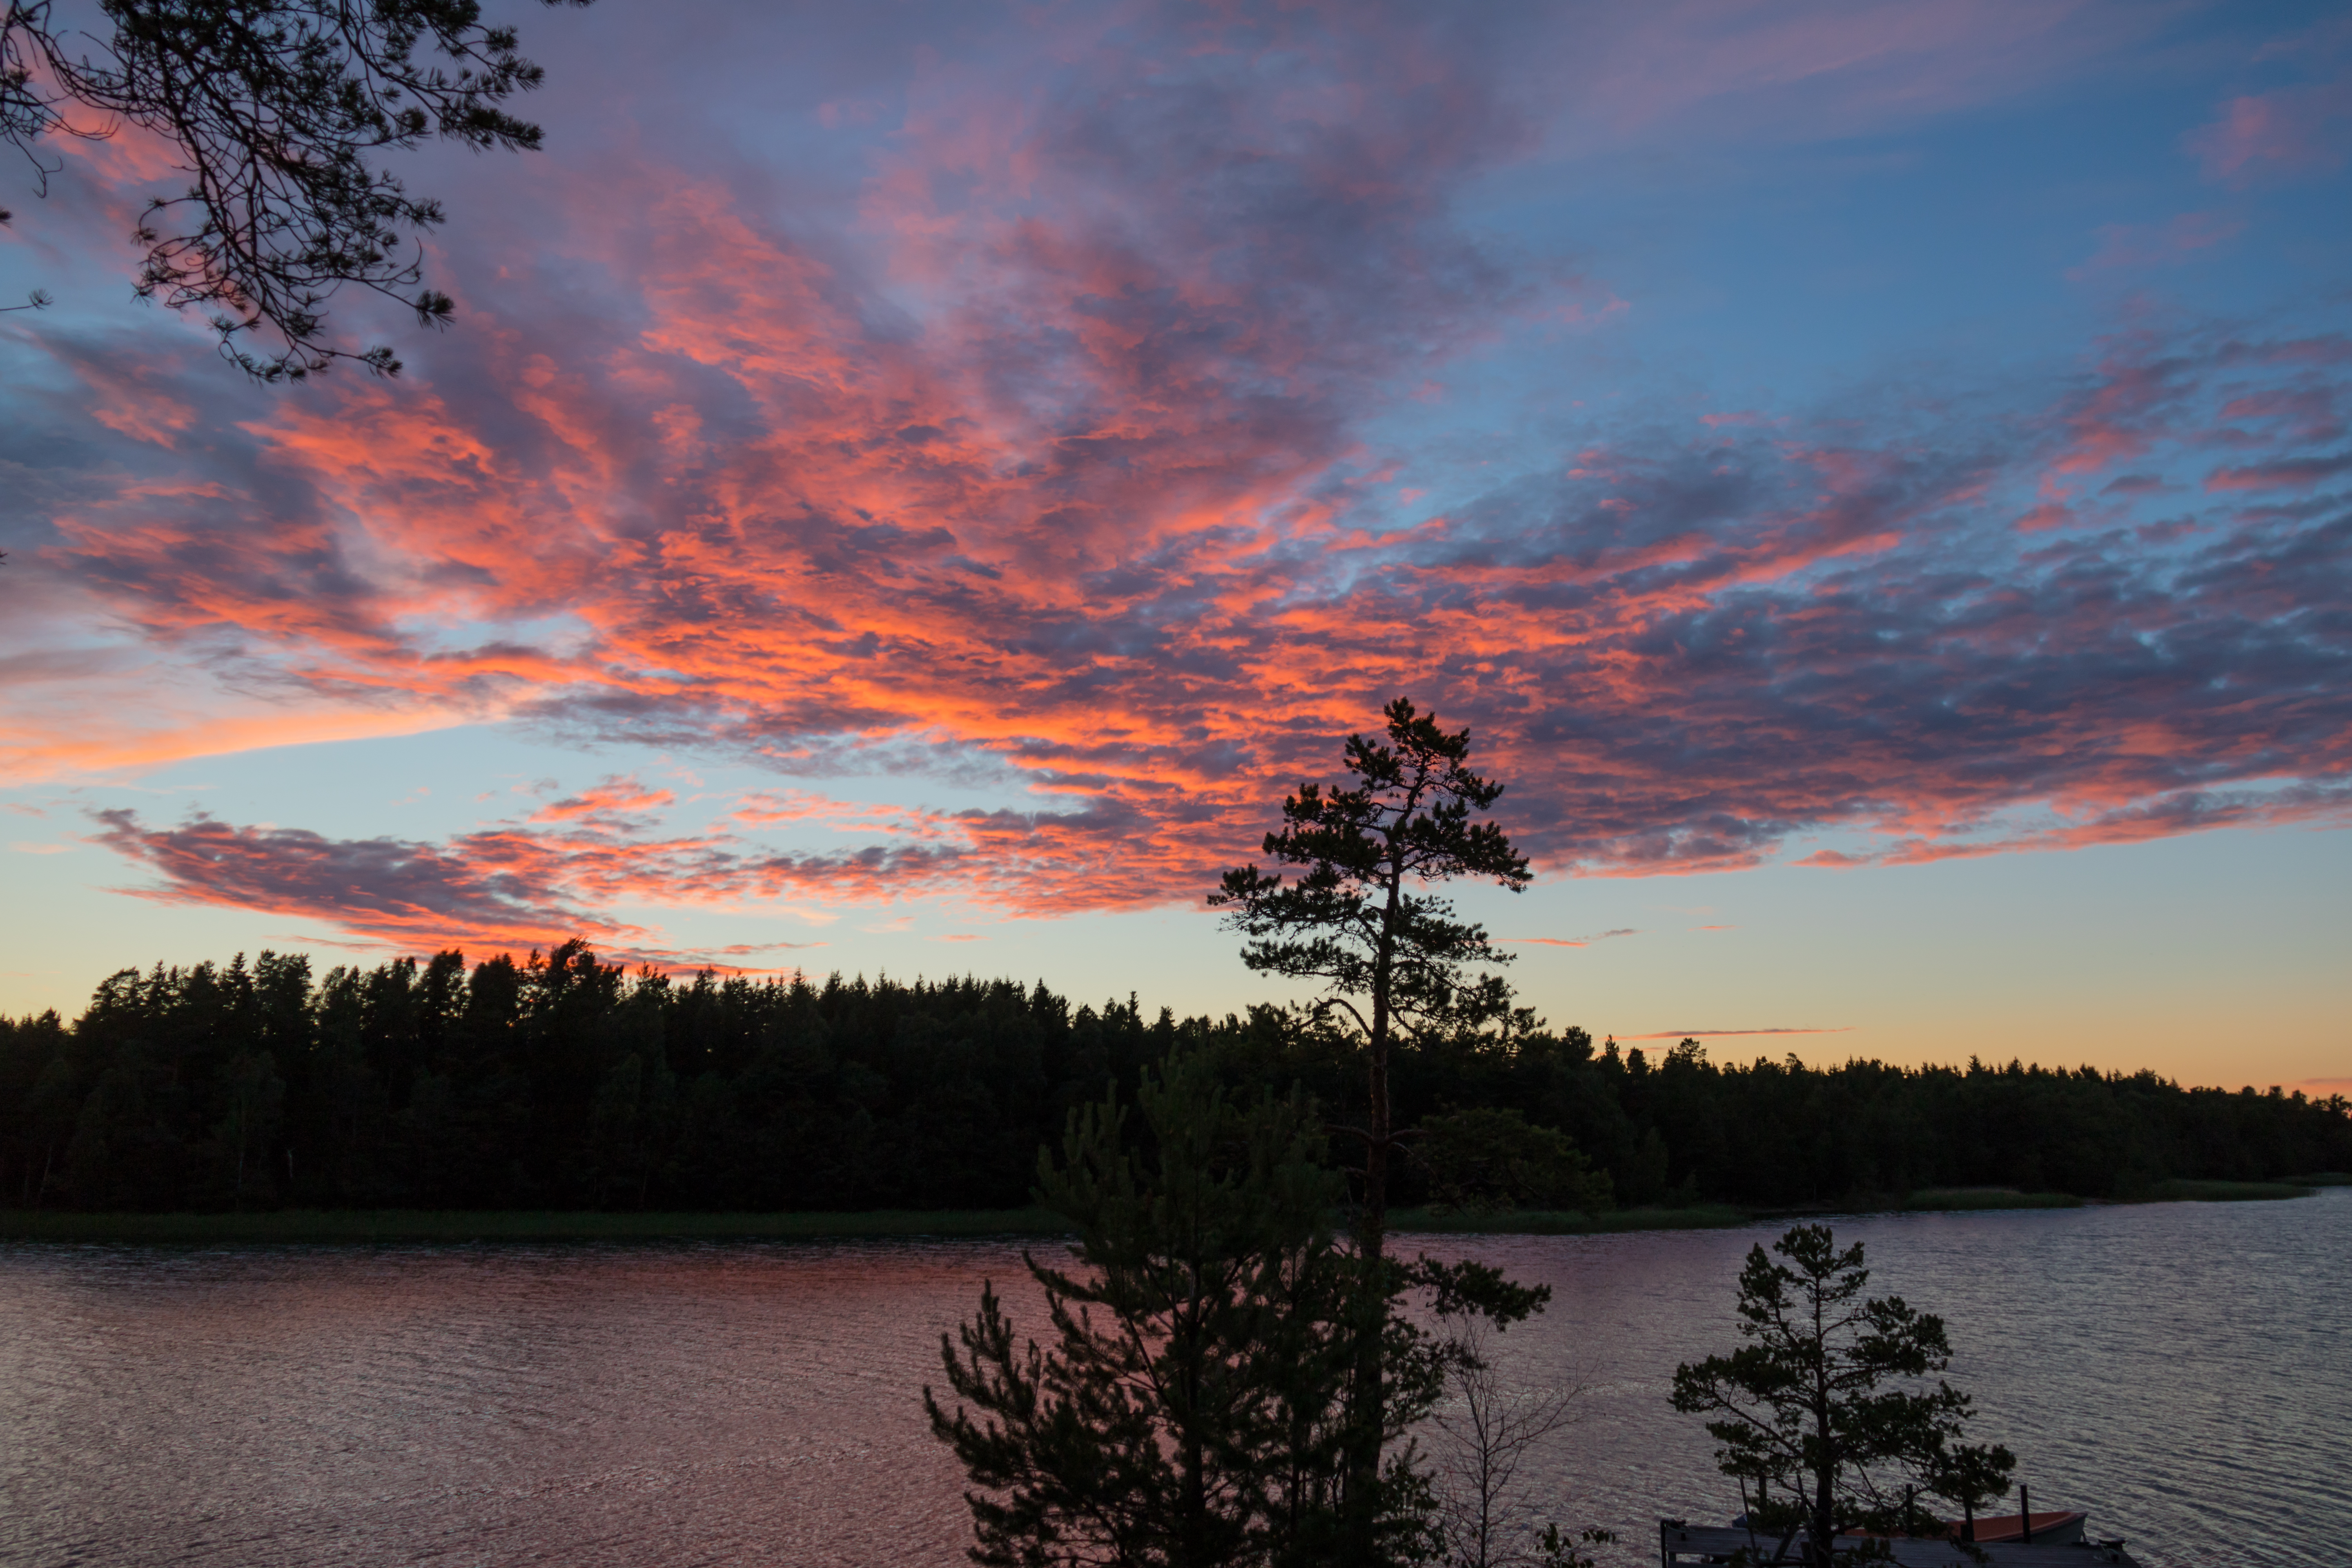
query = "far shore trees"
xmin=1211 ymin=696 xmax=1533 ymax=1563
xmin=4 ymin=948 xmax=2347 ymax=1214
xmin=1670 ymin=1223 xmax=2016 ymax=1566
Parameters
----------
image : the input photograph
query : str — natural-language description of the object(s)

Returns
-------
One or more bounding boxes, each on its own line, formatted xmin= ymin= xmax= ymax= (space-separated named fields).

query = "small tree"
xmin=1670 ymin=1225 xmax=2009 ymax=1565
xmin=1211 ymin=695 xmax=1531 ymax=1563
xmin=1417 ymin=1108 xmax=1611 ymax=1216
xmin=926 ymin=1055 xmax=1361 ymax=1567
xmin=1919 ymin=1437 xmax=2018 ymax=1545
xmin=927 ymin=1053 xmax=1553 ymax=1568
xmin=1425 ymin=1307 xmax=1610 ymax=1568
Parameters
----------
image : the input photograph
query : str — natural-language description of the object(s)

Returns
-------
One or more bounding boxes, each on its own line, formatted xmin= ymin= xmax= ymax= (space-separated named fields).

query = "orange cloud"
xmin=8 ymin=5 xmax=2349 ymax=960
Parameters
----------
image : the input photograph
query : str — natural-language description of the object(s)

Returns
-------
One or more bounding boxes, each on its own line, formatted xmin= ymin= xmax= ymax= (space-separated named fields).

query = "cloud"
xmin=527 ymin=775 xmax=679 ymax=829
xmin=1550 ymin=0 xmax=2185 ymax=146
xmin=2185 ymin=79 xmax=2352 ymax=185
xmin=2068 ymin=212 xmax=2242 ymax=279
xmin=1621 ymin=1026 xmax=1855 ymax=1039
xmin=2205 ymin=452 xmax=2352 ymax=492
xmin=1508 ymin=928 xmax=1639 ymax=948
xmin=37 ymin=303 xmax=2352 ymax=944
xmin=1793 ymin=780 xmax=2352 ymax=869
xmin=4 ymin=1 xmax=2348 ymax=956
xmin=87 ymin=788 xmax=1213 ymax=961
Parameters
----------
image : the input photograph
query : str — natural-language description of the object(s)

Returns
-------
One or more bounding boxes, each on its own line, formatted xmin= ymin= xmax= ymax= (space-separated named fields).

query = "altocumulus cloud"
xmin=2 ymin=0 xmax=2347 ymax=953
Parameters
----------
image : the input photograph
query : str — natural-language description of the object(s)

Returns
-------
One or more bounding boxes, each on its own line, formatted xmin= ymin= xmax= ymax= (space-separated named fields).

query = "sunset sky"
xmin=3 ymin=0 xmax=2347 ymax=1091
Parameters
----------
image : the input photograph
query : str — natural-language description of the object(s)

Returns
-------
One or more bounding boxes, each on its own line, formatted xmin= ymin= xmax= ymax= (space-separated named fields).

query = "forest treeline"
xmin=2 ymin=942 xmax=2344 ymax=1212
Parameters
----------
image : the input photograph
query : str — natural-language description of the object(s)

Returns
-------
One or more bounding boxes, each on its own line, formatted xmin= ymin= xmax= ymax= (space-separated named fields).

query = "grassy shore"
xmin=1389 ymin=1203 xmax=1747 ymax=1235
xmin=0 ymin=1204 xmax=1750 ymax=1245
xmin=0 ymin=1178 xmax=2321 ymax=1246
xmin=2141 ymin=1178 xmax=2318 ymax=1202
xmin=0 ymin=1207 xmax=1074 ymax=1245
xmin=1895 ymin=1187 xmax=2084 ymax=1211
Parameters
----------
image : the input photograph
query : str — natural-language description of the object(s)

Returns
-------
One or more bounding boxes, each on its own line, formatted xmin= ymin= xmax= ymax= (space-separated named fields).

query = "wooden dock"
xmin=1657 ymin=1521 xmax=2143 ymax=1568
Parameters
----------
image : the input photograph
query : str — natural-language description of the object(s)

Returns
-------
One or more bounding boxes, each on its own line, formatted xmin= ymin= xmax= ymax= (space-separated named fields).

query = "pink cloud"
xmin=2204 ymin=453 xmax=2352 ymax=492
xmin=2068 ymin=211 xmax=2243 ymax=279
xmin=6 ymin=4 xmax=2349 ymax=957
xmin=528 ymin=777 xmax=678 ymax=827
xmin=40 ymin=304 xmax=2352 ymax=938
xmin=1562 ymin=0 xmax=2181 ymax=145
xmin=2185 ymin=80 xmax=2352 ymax=185
xmin=1507 ymin=928 xmax=1639 ymax=948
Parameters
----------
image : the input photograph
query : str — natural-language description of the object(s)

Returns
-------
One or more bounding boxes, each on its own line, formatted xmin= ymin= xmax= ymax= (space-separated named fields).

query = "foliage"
xmin=1416 ymin=1108 xmax=1611 ymax=1215
xmin=1212 ymin=695 xmax=1534 ymax=1564
xmin=0 ymin=943 xmax=1187 ymax=1212
xmin=1 ymin=0 xmax=587 ymax=378
xmin=1210 ymin=696 xmax=1531 ymax=1062
xmin=1917 ymin=1434 xmax=2018 ymax=1543
xmin=2 ymin=948 xmax=2347 ymax=1215
xmin=925 ymin=1054 xmax=1551 ymax=1568
xmin=1669 ymin=1225 xmax=2011 ymax=1563
xmin=926 ymin=1055 xmax=1357 ymax=1567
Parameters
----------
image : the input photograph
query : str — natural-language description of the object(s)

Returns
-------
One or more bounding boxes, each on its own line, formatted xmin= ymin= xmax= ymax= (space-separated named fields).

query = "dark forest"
xmin=4 ymin=942 xmax=2344 ymax=1213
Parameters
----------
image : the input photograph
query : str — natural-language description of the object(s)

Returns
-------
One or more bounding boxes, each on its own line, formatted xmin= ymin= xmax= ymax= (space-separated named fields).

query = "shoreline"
xmin=0 ymin=1179 xmax=2323 ymax=1246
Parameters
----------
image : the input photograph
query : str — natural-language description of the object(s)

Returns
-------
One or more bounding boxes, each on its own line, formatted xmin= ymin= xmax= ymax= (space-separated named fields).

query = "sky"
xmin=2 ymin=0 xmax=2348 ymax=1093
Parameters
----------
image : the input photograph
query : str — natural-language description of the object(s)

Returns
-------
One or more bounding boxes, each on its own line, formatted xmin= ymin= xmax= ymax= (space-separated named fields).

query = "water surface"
xmin=1 ymin=1191 xmax=2343 ymax=1566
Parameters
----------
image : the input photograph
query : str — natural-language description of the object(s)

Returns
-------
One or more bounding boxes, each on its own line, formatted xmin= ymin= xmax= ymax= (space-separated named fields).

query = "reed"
xmin=2138 ymin=1178 xmax=2315 ymax=1203
xmin=1389 ymin=1203 xmax=1748 ymax=1235
xmin=0 ymin=1208 xmax=1074 ymax=1245
xmin=1899 ymin=1188 xmax=2083 ymax=1211
xmin=1 ymin=1178 xmax=2319 ymax=1247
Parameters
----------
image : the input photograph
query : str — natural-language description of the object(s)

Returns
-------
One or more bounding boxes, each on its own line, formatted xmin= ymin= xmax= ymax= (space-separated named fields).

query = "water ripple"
xmin=0 ymin=1195 xmax=2342 ymax=1567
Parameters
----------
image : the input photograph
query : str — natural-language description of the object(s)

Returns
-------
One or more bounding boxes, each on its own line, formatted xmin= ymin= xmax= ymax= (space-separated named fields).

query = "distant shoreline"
xmin=0 ymin=1178 xmax=2334 ymax=1246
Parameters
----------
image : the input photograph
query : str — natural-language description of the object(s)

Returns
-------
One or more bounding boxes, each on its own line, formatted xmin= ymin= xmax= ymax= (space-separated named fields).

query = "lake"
xmin=2 ymin=1190 xmax=2344 ymax=1566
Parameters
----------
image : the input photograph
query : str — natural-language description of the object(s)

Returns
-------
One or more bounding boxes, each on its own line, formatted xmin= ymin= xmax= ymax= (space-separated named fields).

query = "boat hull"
xmin=1961 ymin=1511 xmax=2088 ymax=1546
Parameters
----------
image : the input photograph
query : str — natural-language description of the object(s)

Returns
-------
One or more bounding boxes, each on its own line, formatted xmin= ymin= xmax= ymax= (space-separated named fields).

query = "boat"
xmin=1945 ymin=1511 xmax=2088 ymax=1546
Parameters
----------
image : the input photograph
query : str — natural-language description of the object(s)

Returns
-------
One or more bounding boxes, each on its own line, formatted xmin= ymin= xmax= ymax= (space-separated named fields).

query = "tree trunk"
xmin=1343 ymin=1035 xmax=1389 ymax=1566
xmin=1811 ymin=1286 xmax=1835 ymax=1567
xmin=1181 ymin=1266 xmax=1207 ymax=1567
xmin=1345 ymin=872 xmax=1402 ymax=1566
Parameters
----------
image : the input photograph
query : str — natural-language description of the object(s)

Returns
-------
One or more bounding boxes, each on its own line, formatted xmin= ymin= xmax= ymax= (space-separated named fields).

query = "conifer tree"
xmin=926 ymin=1054 xmax=1360 ymax=1567
xmin=1670 ymin=1224 xmax=2013 ymax=1565
xmin=2 ymin=0 xmax=589 ymax=378
xmin=1211 ymin=695 xmax=1531 ymax=1563
xmin=925 ymin=1053 xmax=1552 ymax=1568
